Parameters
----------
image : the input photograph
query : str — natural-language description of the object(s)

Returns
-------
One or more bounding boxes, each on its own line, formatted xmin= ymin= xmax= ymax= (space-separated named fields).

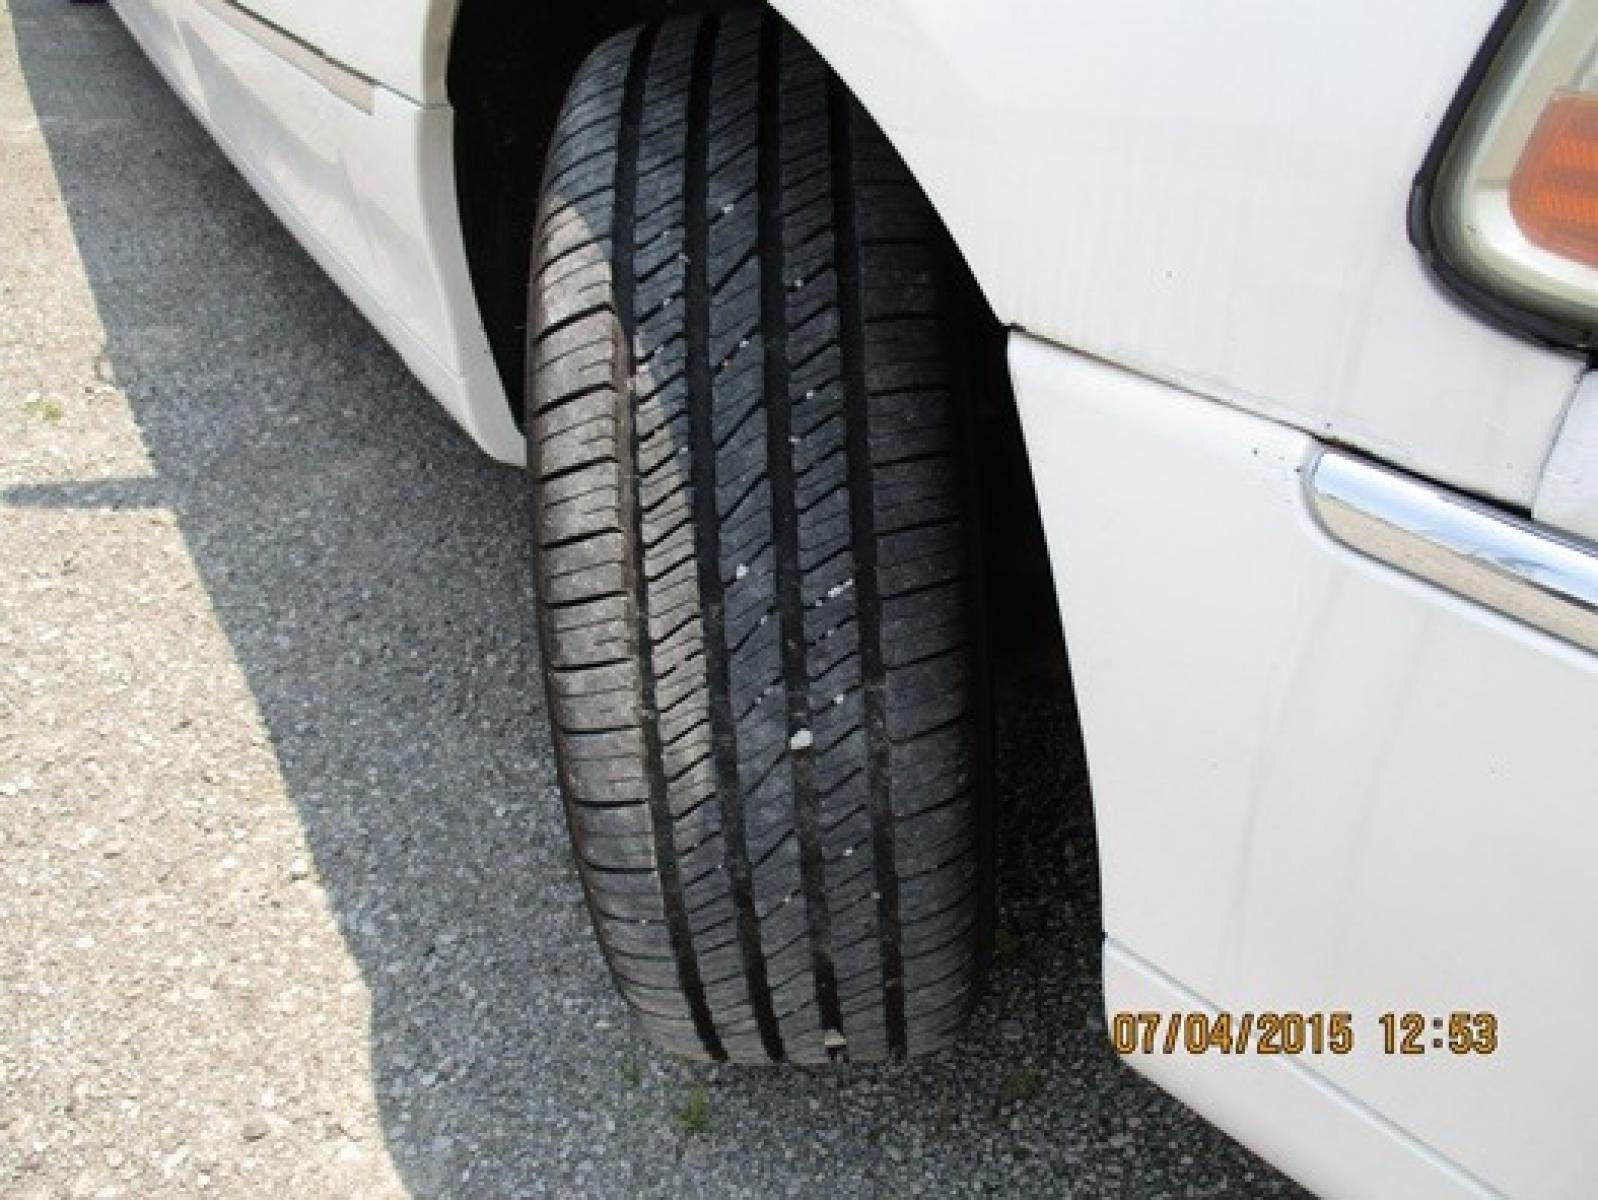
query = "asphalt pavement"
xmin=0 ymin=1 xmax=1304 ymax=1195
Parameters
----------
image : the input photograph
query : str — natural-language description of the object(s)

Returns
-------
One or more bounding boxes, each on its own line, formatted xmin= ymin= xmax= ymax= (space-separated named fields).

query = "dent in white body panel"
xmin=109 ymin=0 xmax=521 ymax=463
xmin=1536 ymin=371 xmax=1598 ymax=544
xmin=233 ymin=0 xmax=453 ymax=105
xmin=1012 ymin=333 xmax=1598 ymax=1198
xmin=777 ymin=0 xmax=1583 ymax=506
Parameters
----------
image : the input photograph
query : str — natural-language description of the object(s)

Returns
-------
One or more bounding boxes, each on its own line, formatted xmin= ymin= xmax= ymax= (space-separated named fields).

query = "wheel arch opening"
xmin=448 ymin=0 xmax=1071 ymax=736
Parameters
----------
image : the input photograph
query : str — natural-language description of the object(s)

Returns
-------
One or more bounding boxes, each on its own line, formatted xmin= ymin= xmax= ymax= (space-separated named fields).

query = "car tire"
xmin=527 ymin=9 xmax=991 ymax=1064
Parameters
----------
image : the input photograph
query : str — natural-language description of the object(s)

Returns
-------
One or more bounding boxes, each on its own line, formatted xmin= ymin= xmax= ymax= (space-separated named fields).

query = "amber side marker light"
xmin=1510 ymin=88 xmax=1598 ymax=268
xmin=1422 ymin=0 xmax=1598 ymax=346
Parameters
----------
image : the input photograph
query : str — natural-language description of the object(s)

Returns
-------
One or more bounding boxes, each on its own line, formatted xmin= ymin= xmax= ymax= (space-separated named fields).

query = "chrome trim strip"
xmin=1308 ymin=450 xmax=1598 ymax=654
xmin=193 ymin=0 xmax=375 ymax=113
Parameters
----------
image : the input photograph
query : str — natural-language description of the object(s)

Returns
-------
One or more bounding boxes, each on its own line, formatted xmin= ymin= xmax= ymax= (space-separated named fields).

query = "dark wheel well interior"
xmin=448 ymin=0 xmax=757 ymax=427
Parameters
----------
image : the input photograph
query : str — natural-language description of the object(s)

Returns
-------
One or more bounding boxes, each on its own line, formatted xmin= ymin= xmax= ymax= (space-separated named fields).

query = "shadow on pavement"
xmin=9 ymin=3 xmax=1300 ymax=1195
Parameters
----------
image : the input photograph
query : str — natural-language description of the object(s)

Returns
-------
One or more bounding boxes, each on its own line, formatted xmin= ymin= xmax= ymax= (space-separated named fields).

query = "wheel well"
xmin=448 ymin=0 xmax=758 ymax=426
xmin=447 ymin=2 xmax=1063 ymax=691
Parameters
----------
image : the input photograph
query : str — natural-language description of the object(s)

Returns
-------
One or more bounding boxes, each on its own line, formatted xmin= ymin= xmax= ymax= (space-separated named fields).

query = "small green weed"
xmin=995 ymin=1066 xmax=1042 ymax=1112
xmin=993 ymin=927 xmax=1022 ymax=966
xmin=673 ymin=1083 xmax=710 ymax=1135
xmin=24 ymin=397 xmax=63 ymax=424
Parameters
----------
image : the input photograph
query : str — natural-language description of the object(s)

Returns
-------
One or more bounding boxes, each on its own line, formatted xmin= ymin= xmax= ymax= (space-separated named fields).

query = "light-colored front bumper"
xmin=1011 ymin=333 xmax=1598 ymax=1199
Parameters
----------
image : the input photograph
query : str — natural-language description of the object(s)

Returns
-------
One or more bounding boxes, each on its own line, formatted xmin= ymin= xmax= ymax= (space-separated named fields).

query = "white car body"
xmin=109 ymin=1 xmax=1598 ymax=1195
